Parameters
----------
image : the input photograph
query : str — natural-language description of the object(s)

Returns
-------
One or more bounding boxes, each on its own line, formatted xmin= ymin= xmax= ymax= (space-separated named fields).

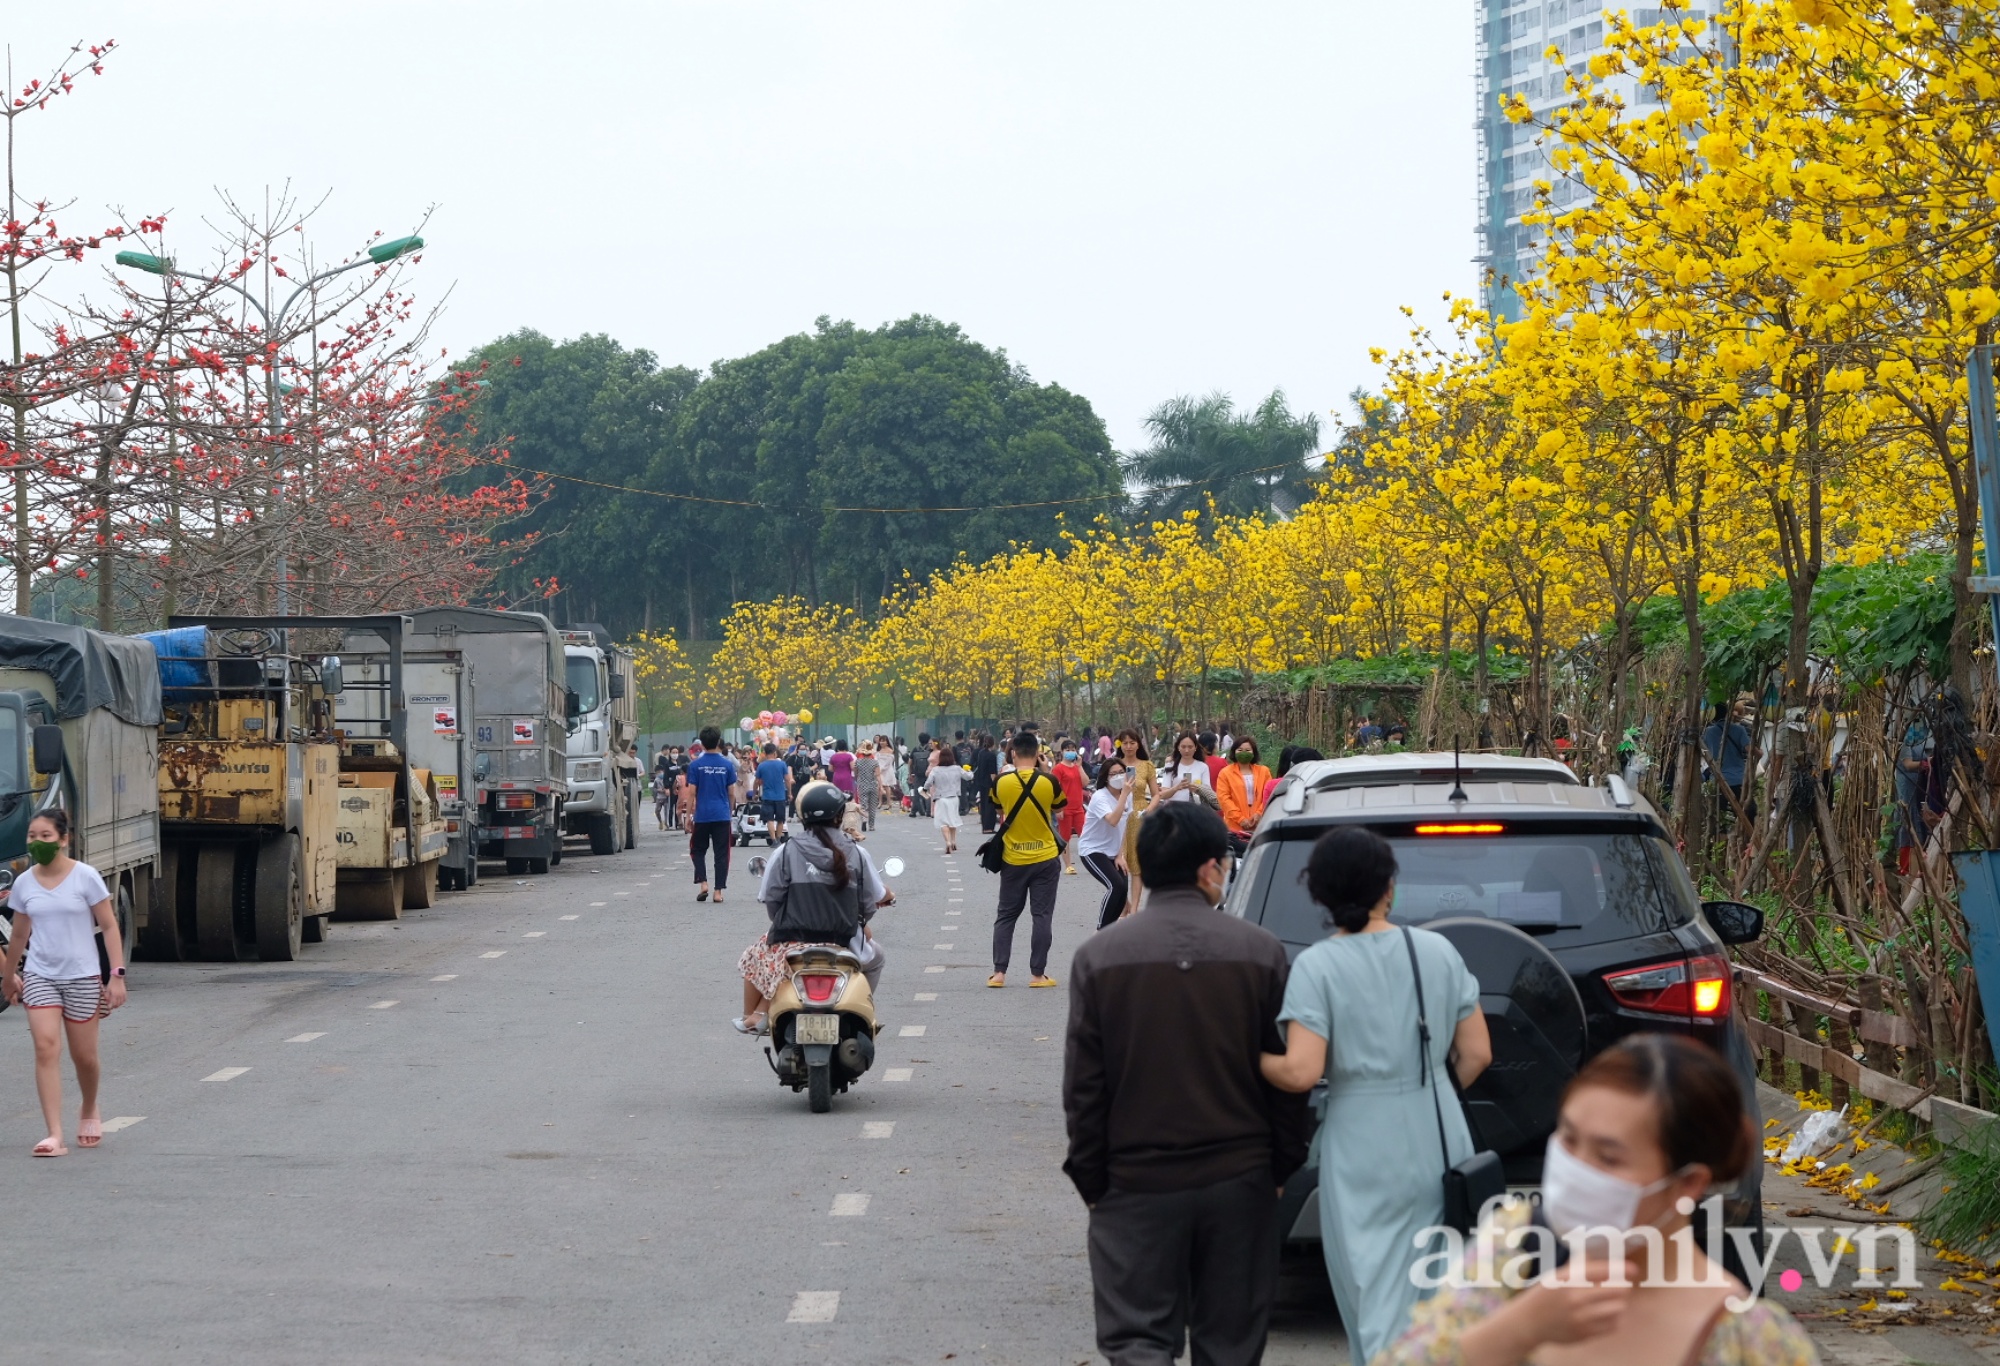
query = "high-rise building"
xmin=1476 ymin=3 xmax=1692 ymax=318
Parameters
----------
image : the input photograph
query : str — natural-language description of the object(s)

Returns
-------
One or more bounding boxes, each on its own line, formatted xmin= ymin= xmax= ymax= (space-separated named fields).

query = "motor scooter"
xmin=755 ymin=855 xmax=901 ymax=1113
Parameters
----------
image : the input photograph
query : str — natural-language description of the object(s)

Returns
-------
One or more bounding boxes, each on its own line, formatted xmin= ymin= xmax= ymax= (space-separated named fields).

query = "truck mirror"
xmin=564 ymin=687 xmax=581 ymax=721
xmin=31 ymin=724 xmax=64 ymax=776
xmin=608 ymin=672 xmax=626 ymax=700
xmin=320 ymin=656 xmax=345 ymax=696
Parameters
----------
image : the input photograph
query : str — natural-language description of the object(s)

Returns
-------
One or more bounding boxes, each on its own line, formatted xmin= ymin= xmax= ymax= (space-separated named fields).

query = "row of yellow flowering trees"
xmin=616 ymin=0 xmax=2000 ymax=1111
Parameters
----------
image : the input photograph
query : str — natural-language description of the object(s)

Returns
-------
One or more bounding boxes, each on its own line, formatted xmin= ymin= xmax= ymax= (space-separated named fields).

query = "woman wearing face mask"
xmin=1261 ymin=826 xmax=1492 ymax=1362
xmin=1076 ymin=758 xmax=1134 ymax=927
xmin=0 ymin=809 xmax=127 ymax=1156
xmin=1051 ymin=744 xmax=1088 ymax=874
xmin=1216 ymin=736 xmax=1273 ymax=850
xmin=1374 ymin=1033 xmax=1816 ymax=1366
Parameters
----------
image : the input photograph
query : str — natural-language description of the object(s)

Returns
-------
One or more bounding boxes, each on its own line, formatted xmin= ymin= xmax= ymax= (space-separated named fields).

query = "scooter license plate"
xmin=795 ymin=1014 xmax=840 ymax=1045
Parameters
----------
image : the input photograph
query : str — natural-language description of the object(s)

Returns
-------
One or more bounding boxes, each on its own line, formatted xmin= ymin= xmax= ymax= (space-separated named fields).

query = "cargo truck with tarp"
xmin=0 ymin=616 xmax=161 ymax=966
xmin=390 ymin=608 xmax=571 ymax=875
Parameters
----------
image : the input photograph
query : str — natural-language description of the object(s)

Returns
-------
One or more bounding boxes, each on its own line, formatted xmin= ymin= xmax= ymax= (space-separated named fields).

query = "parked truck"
xmin=0 ymin=617 xmax=161 ymax=963
xmin=559 ymin=624 xmax=640 ymax=855
xmin=337 ymin=624 xmax=481 ymax=890
xmin=394 ymin=608 xmax=571 ymax=876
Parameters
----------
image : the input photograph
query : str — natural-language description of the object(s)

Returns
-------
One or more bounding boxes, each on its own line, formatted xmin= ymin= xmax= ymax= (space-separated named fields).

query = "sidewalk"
xmin=1756 ymin=1082 xmax=2000 ymax=1365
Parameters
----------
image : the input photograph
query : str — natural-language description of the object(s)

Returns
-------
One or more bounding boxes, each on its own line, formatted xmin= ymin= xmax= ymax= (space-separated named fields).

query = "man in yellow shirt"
xmin=988 ymin=731 xmax=1066 ymax=988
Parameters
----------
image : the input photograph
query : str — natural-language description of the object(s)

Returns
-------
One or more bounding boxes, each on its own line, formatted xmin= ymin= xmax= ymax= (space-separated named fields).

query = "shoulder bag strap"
xmin=1400 ymin=925 xmax=1453 ymax=1178
xmin=994 ymin=774 xmax=1038 ymax=834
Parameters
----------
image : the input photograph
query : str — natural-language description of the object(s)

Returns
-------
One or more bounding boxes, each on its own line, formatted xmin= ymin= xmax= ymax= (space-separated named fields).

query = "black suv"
xmin=1226 ymin=753 xmax=1766 ymax=1264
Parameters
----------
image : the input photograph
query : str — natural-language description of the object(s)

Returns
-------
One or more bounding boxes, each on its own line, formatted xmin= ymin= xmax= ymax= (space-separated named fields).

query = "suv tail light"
xmin=798 ymin=973 xmax=842 ymax=1004
xmin=1604 ymin=953 xmax=1731 ymax=1018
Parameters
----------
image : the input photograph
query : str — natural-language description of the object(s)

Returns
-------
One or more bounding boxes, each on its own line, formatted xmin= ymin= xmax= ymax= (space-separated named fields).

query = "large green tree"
xmin=1124 ymin=389 xmax=1324 ymax=522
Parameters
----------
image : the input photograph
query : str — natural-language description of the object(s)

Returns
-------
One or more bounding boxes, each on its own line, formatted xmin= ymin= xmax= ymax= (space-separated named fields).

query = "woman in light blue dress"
xmin=1262 ymin=826 xmax=1491 ymax=1364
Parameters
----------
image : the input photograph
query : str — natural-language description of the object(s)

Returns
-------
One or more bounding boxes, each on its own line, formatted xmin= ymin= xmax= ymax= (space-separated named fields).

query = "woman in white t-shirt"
xmin=1077 ymin=758 xmax=1135 ymax=928
xmin=924 ymin=746 xmax=967 ymax=853
xmin=1155 ymin=731 xmax=1214 ymax=806
xmin=0 ymin=808 xmax=126 ymax=1156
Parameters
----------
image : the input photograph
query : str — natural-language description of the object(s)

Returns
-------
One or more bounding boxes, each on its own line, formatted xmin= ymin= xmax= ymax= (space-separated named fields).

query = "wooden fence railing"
xmin=1735 ymin=964 xmax=1934 ymax=1120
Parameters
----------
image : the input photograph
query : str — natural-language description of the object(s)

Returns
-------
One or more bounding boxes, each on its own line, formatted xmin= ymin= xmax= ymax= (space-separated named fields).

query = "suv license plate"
xmin=795 ymin=1014 xmax=840 ymax=1045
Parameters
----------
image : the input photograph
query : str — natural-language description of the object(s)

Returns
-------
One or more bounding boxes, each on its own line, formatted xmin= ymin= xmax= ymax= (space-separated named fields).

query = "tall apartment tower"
xmin=1477 ymin=3 xmax=1692 ymax=318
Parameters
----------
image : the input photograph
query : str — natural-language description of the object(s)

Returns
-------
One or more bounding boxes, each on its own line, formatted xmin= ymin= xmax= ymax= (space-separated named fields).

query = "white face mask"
xmin=1540 ymin=1135 xmax=1686 ymax=1240
xmin=1108 ymin=772 xmax=1129 ymax=791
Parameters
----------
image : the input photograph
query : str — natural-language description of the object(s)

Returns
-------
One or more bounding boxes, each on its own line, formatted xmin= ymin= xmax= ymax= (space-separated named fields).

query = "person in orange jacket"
xmin=1216 ymin=736 xmax=1273 ymax=845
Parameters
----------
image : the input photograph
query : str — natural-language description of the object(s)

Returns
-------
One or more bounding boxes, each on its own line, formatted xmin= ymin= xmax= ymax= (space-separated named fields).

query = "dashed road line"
xmin=559 ymin=915 xmax=579 ymax=921
xmin=924 ymin=966 xmax=947 ymax=974
xmin=787 ymin=1290 xmax=840 ymax=1323
xmin=933 ymin=943 xmax=954 ymax=950
xmin=523 ymin=931 xmax=546 ymax=938
xmin=285 ymin=1032 xmax=326 ymax=1043
xmin=590 ymin=902 xmax=607 ymax=907
xmin=829 ymin=1193 xmax=870 ymax=1217
xmin=884 ymin=1068 xmax=914 ymax=1082
xmin=101 ymin=1116 xmax=145 ymax=1133
xmin=202 ymin=1067 xmax=250 ymax=1083
xmin=481 ymin=951 xmax=507 ymax=959
xmin=899 ymin=1025 xmax=927 ymax=1038
xmin=369 ymin=1000 xmax=400 ymax=1010
xmin=431 ymin=974 xmax=458 ymax=982
xmin=914 ymin=992 xmax=938 ymax=1001
xmin=862 ymin=1121 xmax=895 ymax=1139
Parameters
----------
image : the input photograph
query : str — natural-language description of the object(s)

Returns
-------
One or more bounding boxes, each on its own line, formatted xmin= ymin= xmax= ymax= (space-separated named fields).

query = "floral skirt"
xmin=738 ymin=937 xmax=793 ymax=999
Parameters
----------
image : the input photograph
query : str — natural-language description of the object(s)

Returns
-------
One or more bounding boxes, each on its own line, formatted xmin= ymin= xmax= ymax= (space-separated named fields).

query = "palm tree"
xmin=1122 ymin=389 xmax=1323 ymax=522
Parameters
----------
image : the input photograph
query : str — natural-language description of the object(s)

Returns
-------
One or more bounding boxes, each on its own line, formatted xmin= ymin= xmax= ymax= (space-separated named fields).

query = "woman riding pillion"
xmin=1 ymin=809 xmax=129 ymax=1156
xmin=733 ymin=782 xmax=894 ymax=1035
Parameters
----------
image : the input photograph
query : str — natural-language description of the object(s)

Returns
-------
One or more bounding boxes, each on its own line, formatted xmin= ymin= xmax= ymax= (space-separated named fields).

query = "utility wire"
xmin=474 ymin=456 xmax=1317 ymax=515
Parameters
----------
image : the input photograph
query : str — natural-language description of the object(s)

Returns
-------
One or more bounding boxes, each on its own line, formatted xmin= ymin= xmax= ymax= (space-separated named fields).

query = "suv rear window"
xmin=1253 ymin=828 xmax=1685 ymax=949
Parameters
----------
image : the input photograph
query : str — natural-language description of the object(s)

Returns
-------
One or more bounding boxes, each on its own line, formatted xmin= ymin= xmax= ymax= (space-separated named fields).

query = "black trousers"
xmin=992 ymin=856 xmax=1060 ymax=976
xmin=978 ymin=786 xmax=998 ymax=831
xmin=690 ymin=820 xmax=730 ymax=889
xmin=1082 ymin=851 xmax=1128 ymax=928
xmin=1088 ymin=1168 xmax=1278 ymax=1366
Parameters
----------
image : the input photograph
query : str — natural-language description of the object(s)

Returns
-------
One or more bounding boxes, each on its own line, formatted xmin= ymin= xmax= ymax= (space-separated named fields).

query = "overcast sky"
xmin=12 ymin=2 xmax=1476 ymax=455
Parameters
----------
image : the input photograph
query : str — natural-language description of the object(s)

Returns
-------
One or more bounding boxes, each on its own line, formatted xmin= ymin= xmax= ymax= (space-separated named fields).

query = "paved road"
xmin=0 ymin=812 xmax=1346 ymax=1365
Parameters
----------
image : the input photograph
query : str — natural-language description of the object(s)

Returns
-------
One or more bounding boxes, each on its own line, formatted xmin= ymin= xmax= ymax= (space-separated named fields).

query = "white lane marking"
xmin=523 ymin=931 xmax=546 ymax=938
xmin=431 ymin=974 xmax=458 ymax=982
xmin=559 ymin=915 xmax=579 ymax=921
xmin=863 ymin=1121 xmax=895 ymax=1139
xmin=829 ymin=1193 xmax=870 ymax=1217
xmin=914 ymin=992 xmax=938 ymax=1001
xmin=202 ymin=1067 xmax=250 ymax=1083
xmin=899 ymin=1025 xmax=927 ymax=1038
xmin=613 ymin=893 xmax=629 ymax=897
xmin=369 ymin=1000 xmax=400 ymax=1010
xmin=947 ymin=898 xmax=963 ymax=903
xmin=590 ymin=902 xmax=607 ymax=907
xmin=787 ymin=1290 xmax=840 ymax=1323
xmin=481 ymin=951 xmax=507 ymax=959
xmin=924 ymin=966 xmax=946 ymax=973
xmin=884 ymin=1068 xmax=914 ymax=1082
xmin=932 ymin=943 xmax=953 ymax=950
xmin=285 ymin=1032 xmax=327 ymax=1043
xmin=939 ymin=925 xmax=955 ymax=931
xmin=946 ymin=910 xmax=960 ymax=916
xmin=101 ymin=1115 xmax=145 ymax=1133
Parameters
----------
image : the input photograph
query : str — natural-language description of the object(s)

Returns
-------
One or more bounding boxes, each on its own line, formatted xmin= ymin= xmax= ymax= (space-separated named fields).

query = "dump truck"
xmin=0 ymin=617 xmax=161 ymax=961
xmin=142 ymin=615 xmax=447 ymax=956
xmin=336 ymin=625 xmax=481 ymax=890
xmin=559 ymin=624 xmax=640 ymax=855
xmin=393 ymin=608 xmax=571 ymax=876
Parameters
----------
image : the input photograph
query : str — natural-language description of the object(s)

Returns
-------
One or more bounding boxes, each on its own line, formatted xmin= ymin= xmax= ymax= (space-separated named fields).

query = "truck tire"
xmin=195 ymin=842 xmax=256 ymax=962
xmin=254 ymin=834 xmax=303 ymax=962
xmin=404 ymin=858 xmax=439 ymax=909
xmin=114 ymin=882 xmax=137 ymax=961
xmin=623 ymin=789 xmax=637 ymax=850
xmin=506 ymin=857 xmax=528 ymax=876
xmin=527 ymin=856 xmax=550 ymax=875
xmin=588 ymin=812 xmax=617 ymax=856
xmin=138 ymin=845 xmax=185 ymax=962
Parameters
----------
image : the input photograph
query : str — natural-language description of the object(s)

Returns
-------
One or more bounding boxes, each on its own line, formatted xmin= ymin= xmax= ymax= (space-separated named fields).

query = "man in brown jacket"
xmin=1062 ymin=801 xmax=1308 ymax=1366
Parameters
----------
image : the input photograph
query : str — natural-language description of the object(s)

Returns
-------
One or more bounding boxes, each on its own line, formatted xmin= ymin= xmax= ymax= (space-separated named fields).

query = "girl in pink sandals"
xmin=1 ymin=809 xmax=126 ymax=1156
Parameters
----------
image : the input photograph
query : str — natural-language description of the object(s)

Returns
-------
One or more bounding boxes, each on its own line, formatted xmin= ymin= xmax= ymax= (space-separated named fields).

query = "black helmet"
xmin=796 ymin=780 xmax=846 ymax=827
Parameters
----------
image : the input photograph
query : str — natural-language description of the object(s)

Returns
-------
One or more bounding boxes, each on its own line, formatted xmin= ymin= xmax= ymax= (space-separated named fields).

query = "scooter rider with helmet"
xmin=734 ymin=781 xmax=893 ymax=1034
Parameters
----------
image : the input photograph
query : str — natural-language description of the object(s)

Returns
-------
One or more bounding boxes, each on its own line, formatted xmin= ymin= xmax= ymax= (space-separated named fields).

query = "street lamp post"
xmin=116 ymin=235 xmax=425 ymax=614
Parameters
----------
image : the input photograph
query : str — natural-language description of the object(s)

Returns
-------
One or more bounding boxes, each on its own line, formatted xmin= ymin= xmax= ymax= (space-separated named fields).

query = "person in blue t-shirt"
xmin=755 ymin=742 xmax=793 ymax=842
xmin=685 ymin=726 xmax=742 ymax=902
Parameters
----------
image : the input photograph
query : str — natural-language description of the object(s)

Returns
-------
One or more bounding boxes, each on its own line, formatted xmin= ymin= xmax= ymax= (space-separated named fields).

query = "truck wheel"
xmin=114 ymin=882 xmax=136 ymax=960
xmin=589 ymin=812 xmax=617 ymax=856
xmin=138 ymin=845 xmax=184 ymax=962
xmin=405 ymin=858 xmax=440 ymax=909
xmin=302 ymin=915 xmax=330 ymax=944
xmin=506 ymin=857 xmax=528 ymax=876
xmin=623 ymin=789 xmax=637 ymax=850
xmin=195 ymin=843 xmax=256 ymax=962
xmin=527 ymin=856 xmax=550 ymax=875
xmin=254 ymin=834 xmax=303 ymax=962
xmin=548 ymin=835 xmax=563 ymax=867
